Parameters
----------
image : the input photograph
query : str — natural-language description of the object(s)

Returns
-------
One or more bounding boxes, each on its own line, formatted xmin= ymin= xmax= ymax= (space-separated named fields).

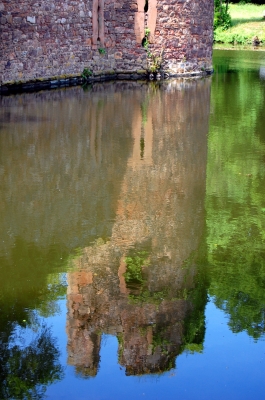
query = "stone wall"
xmin=0 ymin=0 xmax=213 ymax=86
xmin=0 ymin=0 xmax=146 ymax=85
xmin=152 ymin=0 xmax=214 ymax=74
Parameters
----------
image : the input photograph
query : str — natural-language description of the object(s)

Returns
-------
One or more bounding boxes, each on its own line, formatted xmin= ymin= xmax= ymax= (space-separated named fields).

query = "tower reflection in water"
xmin=66 ymin=79 xmax=211 ymax=377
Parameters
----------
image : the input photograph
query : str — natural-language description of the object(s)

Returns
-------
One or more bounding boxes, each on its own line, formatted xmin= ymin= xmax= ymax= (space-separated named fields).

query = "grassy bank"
xmin=214 ymin=3 xmax=265 ymax=45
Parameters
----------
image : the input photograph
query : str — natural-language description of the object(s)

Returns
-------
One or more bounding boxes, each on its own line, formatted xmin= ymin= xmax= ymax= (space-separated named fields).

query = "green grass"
xmin=214 ymin=3 xmax=265 ymax=45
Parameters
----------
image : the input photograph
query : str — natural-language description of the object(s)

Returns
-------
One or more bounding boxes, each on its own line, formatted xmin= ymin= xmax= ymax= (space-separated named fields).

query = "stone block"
xmin=115 ymin=52 xmax=123 ymax=59
xmin=13 ymin=17 xmax=23 ymax=24
xmin=26 ymin=16 xmax=35 ymax=24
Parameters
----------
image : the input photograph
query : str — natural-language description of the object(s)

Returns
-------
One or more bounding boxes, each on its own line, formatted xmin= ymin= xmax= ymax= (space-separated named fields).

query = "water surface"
xmin=0 ymin=50 xmax=265 ymax=399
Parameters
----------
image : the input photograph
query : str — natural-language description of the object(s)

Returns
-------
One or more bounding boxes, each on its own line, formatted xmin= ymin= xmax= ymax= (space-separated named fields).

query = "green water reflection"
xmin=0 ymin=50 xmax=265 ymax=397
xmin=208 ymin=50 xmax=265 ymax=340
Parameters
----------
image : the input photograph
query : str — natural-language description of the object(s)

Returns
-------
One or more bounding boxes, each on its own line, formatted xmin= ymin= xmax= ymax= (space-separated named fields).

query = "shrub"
xmin=81 ymin=68 xmax=92 ymax=80
xmin=214 ymin=0 xmax=232 ymax=30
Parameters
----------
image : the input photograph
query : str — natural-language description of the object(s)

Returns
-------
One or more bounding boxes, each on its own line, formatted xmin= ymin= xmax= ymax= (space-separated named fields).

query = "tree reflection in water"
xmin=207 ymin=56 xmax=265 ymax=340
xmin=0 ymin=320 xmax=64 ymax=399
xmin=0 ymin=239 xmax=66 ymax=399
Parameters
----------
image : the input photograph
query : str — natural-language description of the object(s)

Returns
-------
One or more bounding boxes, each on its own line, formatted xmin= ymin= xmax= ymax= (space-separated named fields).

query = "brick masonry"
xmin=0 ymin=0 xmax=214 ymax=85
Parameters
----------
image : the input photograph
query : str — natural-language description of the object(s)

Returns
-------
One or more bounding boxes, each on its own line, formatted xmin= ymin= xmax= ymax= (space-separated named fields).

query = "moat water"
xmin=0 ymin=49 xmax=265 ymax=399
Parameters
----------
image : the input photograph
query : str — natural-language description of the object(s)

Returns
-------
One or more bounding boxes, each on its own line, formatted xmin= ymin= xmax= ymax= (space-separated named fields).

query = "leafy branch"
xmin=143 ymin=28 xmax=164 ymax=74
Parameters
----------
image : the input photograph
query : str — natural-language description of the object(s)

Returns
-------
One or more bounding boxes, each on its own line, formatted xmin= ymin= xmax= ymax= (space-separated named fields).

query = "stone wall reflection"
xmin=0 ymin=83 xmax=139 ymax=254
xmin=66 ymin=79 xmax=211 ymax=376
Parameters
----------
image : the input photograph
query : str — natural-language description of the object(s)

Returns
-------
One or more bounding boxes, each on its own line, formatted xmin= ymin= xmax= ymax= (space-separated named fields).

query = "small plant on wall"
xmin=81 ymin=67 xmax=92 ymax=82
xmin=98 ymin=47 xmax=106 ymax=55
xmin=123 ymin=251 xmax=150 ymax=287
xmin=143 ymin=28 xmax=164 ymax=79
xmin=148 ymin=51 xmax=163 ymax=74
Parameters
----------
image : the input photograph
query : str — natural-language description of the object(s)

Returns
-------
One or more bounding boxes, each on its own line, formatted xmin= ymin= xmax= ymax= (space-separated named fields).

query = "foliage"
xmin=82 ymin=68 xmax=92 ymax=80
xmin=143 ymin=28 xmax=164 ymax=74
xmin=117 ymin=333 xmax=124 ymax=361
xmin=214 ymin=27 xmax=250 ymax=44
xmin=0 ymin=322 xmax=64 ymax=399
xmin=0 ymin=237 xmax=68 ymax=330
xmin=37 ymin=273 xmax=67 ymax=318
xmin=148 ymin=52 xmax=164 ymax=74
xmin=123 ymin=251 xmax=149 ymax=285
xmin=181 ymin=307 xmax=206 ymax=353
xmin=142 ymin=28 xmax=151 ymax=52
xmin=140 ymin=137 xmax=145 ymax=159
xmin=214 ymin=0 xmax=232 ymax=31
xmin=184 ymin=343 xmax=204 ymax=353
xmin=98 ymin=48 xmax=106 ymax=55
xmin=0 ymin=238 xmax=69 ymax=397
xmin=180 ymin=264 xmax=208 ymax=354
xmin=140 ymin=95 xmax=150 ymax=125
xmin=207 ymin=65 xmax=265 ymax=339
xmin=151 ymin=329 xmax=170 ymax=354
xmin=214 ymin=3 xmax=265 ymax=44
